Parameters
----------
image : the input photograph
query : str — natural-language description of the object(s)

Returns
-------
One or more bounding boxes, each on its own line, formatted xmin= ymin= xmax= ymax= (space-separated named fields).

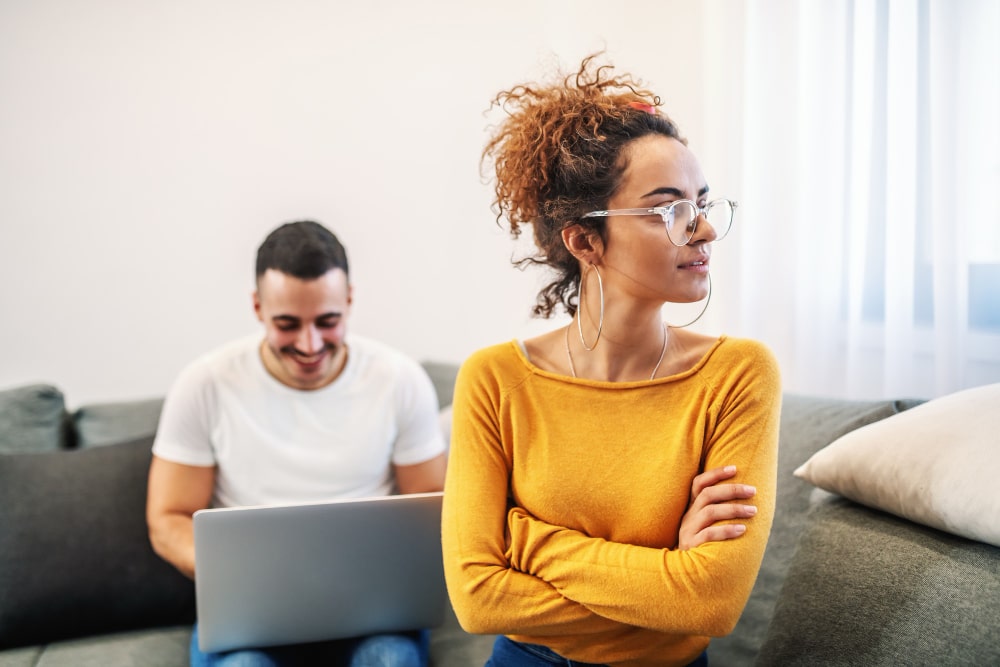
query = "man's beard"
xmin=279 ymin=341 xmax=339 ymax=361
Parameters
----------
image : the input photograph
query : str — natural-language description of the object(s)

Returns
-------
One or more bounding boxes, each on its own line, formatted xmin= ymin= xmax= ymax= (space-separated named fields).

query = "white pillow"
xmin=794 ymin=382 xmax=1000 ymax=548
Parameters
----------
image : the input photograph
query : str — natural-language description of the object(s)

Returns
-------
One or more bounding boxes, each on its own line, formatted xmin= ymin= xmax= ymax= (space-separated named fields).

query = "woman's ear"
xmin=561 ymin=224 xmax=603 ymax=263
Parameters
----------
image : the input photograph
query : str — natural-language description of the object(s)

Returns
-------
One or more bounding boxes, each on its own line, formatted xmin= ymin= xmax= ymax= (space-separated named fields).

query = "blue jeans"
xmin=485 ymin=636 xmax=708 ymax=667
xmin=189 ymin=624 xmax=429 ymax=667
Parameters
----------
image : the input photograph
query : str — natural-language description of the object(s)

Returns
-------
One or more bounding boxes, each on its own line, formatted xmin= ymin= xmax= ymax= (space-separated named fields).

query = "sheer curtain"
xmin=701 ymin=0 xmax=1000 ymax=400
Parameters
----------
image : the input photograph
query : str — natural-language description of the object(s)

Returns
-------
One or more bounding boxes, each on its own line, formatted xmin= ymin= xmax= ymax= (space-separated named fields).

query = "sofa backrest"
xmin=71 ymin=397 xmax=165 ymax=448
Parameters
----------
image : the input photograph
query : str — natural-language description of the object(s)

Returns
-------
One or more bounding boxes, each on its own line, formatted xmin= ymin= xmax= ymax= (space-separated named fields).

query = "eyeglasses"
xmin=581 ymin=198 xmax=737 ymax=246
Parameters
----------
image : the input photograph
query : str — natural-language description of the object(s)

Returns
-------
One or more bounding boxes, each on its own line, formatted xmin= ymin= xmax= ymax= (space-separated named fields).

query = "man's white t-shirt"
xmin=152 ymin=334 xmax=446 ymax=508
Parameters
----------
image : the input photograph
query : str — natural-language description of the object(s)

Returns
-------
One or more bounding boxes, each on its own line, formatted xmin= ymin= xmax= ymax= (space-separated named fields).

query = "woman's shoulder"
xmin=715 ymin=335 xmax=777 ymax=362
xmin=659 ymin=330 xmax=775 ymax=378
xmin=462 ymin=340 xmax=522 ymax=367
xmin=456 ymin=340 xmax=536 ymax=398
xmin=705 ymin=335 xmax=781 ymax=392
xmin=458 ymin=341 xmax=532 ymax=379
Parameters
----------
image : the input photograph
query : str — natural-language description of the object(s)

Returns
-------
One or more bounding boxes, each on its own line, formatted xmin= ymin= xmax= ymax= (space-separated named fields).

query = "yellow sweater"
xmin=441 ymin=336 xmax=781 ymax=667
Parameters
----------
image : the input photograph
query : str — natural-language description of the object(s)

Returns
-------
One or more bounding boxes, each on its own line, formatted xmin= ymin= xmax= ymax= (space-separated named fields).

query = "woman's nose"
xmin=691 ymin=212 xmax=718 ymax=244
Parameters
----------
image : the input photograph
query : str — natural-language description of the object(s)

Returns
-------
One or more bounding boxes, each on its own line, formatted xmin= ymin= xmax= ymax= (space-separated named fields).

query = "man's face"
xmin=253 ymin=268 xmax=352 ymax=390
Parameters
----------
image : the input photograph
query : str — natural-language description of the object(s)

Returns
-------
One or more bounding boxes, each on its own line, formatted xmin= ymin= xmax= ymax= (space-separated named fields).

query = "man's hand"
xmin=677 ymin=465 xmax=757 ymax=551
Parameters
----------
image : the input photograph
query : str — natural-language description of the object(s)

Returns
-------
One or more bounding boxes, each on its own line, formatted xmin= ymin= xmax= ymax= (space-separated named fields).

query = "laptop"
xmin=192 ymin=491 xmax=447 ymax=653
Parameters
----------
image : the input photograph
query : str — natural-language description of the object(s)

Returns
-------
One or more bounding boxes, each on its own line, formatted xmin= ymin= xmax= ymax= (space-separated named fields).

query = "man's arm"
xmin=394 ymin=452 xmax=446 ymax=494
xmin=146 ymin=455 xmax=216 ymax=579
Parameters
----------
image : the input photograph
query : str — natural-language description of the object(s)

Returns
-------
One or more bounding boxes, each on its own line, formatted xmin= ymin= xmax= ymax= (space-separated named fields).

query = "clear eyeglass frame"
xmin=581 ymin=198 xmax=738 ymax=246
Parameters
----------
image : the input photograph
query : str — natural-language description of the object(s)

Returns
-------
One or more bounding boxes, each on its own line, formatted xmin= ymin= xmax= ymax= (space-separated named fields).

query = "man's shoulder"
xmin=347 ymin=334 xmax=423 ymax=375
xmin=173 ymin=334 xmax=262 ymax=388
xmin=347 ymin=333 xmax=404 ymax=357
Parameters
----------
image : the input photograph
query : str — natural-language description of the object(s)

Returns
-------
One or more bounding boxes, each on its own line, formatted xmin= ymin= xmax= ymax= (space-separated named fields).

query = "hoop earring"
xmin=668 ymin=273 xmax=712 ymax=329
xmin=577 ymin=263 xmax=605 ymax=350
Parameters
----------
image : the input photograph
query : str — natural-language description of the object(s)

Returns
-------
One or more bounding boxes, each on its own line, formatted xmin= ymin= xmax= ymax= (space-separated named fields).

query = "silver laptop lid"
xmin=193 ymin=491 xmax=446 ymax=653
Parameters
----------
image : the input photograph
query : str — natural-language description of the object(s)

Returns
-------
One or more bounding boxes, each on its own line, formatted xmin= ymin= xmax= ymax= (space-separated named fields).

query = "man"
xmin=146 ymin=220 xmax=447 ymax=666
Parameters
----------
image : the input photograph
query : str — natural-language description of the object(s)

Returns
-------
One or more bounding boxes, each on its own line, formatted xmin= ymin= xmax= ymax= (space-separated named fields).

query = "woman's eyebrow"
xmin=641 ymin=185 xmax=711 ymax=199
xmin=642 ymin=186 xmax=684 ymax=198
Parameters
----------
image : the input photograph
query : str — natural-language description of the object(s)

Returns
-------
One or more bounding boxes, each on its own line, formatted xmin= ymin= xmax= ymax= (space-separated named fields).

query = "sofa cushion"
xmin=794 ymin=382 xmax=1000 ymax=547
xmin=708 ymin=394 xmax=924 ymax=666
xmin=0 ymin=436 xmax=195 ymax=649
xmin=16 ymin=626 xmax=192 ymax=667
xmin=0 ymin=383 xmax=67 ymax=454
xmin=0 ymin=644 xmax=40 ymax=667
xmin=755 ymin=494 xmax=1000 ymax=666
xmin=72 ymin=397 xmax=164 ymax=449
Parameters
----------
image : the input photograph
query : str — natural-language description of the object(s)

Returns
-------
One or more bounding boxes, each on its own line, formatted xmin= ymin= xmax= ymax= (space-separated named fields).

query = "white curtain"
xmin=702 ymin=0 xmax=1000 ymax=400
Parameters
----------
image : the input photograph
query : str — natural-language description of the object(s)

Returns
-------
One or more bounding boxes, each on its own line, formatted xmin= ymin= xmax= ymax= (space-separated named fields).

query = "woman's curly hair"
xmin=483 ymin=53 xmax=685 ymax=318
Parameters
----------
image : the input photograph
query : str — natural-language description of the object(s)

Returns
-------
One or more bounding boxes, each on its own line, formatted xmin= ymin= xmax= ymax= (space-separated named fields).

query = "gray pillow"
xmin=0 ymin=436 xmax=195 ymax=648
xmin=755 ymin=495 xmax=1000 ymax=666
xmin=0 ymin=383 xmax=68 ymax=453
xmin=73 ymin=397 xmax=164 ymax=449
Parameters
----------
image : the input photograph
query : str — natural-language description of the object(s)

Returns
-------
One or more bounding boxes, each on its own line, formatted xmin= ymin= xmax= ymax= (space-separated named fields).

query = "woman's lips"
xmin=678 ymin=258 xmax=710 ymax=272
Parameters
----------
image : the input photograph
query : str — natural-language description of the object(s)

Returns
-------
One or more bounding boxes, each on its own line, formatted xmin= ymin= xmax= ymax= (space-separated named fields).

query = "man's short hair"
xmin=255 ymin=220 xmax=349 ymax=282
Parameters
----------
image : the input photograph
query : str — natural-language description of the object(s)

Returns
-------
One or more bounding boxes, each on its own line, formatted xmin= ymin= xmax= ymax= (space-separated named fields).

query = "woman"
xmin=441 ymin=55 xmax=781 ymax=667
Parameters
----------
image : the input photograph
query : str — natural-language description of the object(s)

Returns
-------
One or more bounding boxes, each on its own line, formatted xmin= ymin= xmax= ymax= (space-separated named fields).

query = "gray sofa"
xmin=2 ymin=364 xmax=998 ymax=667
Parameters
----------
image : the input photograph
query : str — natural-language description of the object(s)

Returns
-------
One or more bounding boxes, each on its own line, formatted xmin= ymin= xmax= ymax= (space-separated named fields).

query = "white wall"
xmin=0 ymin=0 xmax=724 ymax=406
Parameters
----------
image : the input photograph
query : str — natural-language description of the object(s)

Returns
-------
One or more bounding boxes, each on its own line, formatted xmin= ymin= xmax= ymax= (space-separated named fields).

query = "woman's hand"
xmin=677 ymin=465 xmax=757 ymax=551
